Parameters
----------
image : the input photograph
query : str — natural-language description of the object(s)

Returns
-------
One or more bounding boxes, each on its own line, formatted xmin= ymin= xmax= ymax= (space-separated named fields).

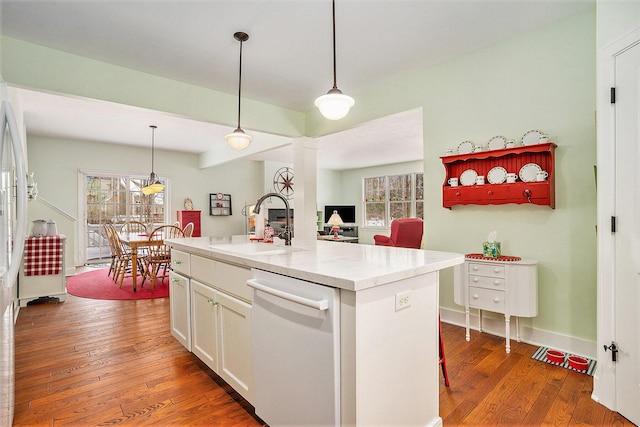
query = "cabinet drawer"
xmin=191 ymin=255 xmax=252 ymax=302
xmin=171 ymin=249 xmax=190 ymax=276
xmin=469 ymin=275 xmax=505 ymax=291
xmin=468 ymin=262 xmax=505 ymax=277
xmin=191 ymin=255 xmax=215 ymax=285
xmin=214 ymin=262 xmax=252 ymax=302
xmin=469 ymin=286 xmax=505 ymax=313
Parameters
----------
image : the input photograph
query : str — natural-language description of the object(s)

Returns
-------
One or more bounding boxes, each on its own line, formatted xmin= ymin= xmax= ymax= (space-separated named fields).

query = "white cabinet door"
xmin=190 ymin=280 xmax=218 ymax=371
xmin=169 ymin=271 xmax=191 ymax=351
xmin=215 ymin=289 xmax=254 ymax=404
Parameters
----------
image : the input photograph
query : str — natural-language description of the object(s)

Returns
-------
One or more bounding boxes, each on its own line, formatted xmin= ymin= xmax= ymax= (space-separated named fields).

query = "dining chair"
xmin=102 ymin=224 xmax=118 ymax=279
xmin=182 ymin=222 xmax=194 ymax=238
xmin=120 ymin=220 xmax=147 ymax=233
xmin=105 ymin=224 xmax=144 ymax=286
xmin=142 ymin=225 xmax=184 ymax=290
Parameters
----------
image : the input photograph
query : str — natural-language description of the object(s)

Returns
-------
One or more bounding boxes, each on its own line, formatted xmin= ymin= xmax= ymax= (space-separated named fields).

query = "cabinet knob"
xmin=473 ymin=294 xmax=479 ymax=299
xmin=494 ymin=268 xmax=500 ymax=273
xmin=207 ymin=298 xmax=219 ymax=306
xmin=170 ymin=277 xmax=179 ymax=283
xmin=472 ymin=266 xmax=479 ymax=271
xmin=494 ymin=280 xmax=500 ymax=285
xmin=494 ymin=297 xmax=500 ymax=303
xmin=174 ymin=260 xmax=182 ymax=265
xmin=473 ymin=277 xmax=479 ymax=282
xmin=456 ymin=192 xmax=461 ymax=196
xmin=488 ymin=190 xmax=493 ymax=195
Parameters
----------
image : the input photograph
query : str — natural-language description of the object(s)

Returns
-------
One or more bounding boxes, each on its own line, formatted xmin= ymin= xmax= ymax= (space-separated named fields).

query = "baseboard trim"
xmin=439 ymin=307 xmax=597 ymax=360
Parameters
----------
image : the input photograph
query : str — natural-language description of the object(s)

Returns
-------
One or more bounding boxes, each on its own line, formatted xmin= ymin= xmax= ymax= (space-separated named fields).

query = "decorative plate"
xmin=487 ymin=166 xmax=508 ymax=184
xmin=519 ymin=163 xmax=542 ymax=182
xmin=488 ymin=136 xmax=507 ymax=150
xmin=457 ymin=140 xmax=475 ymax=154
xmin=522 ymin=130 xmax=545 ymax=146
xmin=460 ymin=169 xmax=478 ymax=186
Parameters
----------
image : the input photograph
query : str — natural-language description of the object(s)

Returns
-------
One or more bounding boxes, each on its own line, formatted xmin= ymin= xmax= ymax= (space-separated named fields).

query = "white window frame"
xmin=362 ymin=172 xmax=423 ymax=229
xmin=77 ymin=169 xmax=170 ymax=265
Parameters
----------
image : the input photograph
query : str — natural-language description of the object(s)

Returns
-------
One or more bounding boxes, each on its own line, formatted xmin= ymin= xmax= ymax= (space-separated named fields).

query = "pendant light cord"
xmin=332 ymin=0 xmax=338 ymax=90
xmin=150 ymin=125 xmax=157 ymax=174
xmin=237 ymin=38 xmax=244 ymax=129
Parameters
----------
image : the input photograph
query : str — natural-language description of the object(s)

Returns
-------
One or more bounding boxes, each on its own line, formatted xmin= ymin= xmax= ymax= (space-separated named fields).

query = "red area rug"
xmin=66 ymin=268 xmax=169 ymax=300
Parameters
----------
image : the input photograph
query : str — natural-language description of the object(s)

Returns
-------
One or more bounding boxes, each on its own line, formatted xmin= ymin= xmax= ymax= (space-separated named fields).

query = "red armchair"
xmin=373 ymin=218 xmax=424 ymax=248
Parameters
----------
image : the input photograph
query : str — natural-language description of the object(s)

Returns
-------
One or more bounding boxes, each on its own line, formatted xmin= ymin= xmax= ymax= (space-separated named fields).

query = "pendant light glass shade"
xmin=225 ymin=127 xmax=253 ymax=150
xmin=316 ymin=0 xmax=354 ymax=120
xmin=315 ymin=88 xmax=355 ymax=121
xmin=142 ymin=125 xmax=165 ymax=195
xmin=227 ymin=32 xmax=252 ymax=150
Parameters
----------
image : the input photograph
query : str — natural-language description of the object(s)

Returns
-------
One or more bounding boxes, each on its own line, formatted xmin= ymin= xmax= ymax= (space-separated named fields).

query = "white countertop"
xmin=166 ymin=235 xmax=464 ymax=291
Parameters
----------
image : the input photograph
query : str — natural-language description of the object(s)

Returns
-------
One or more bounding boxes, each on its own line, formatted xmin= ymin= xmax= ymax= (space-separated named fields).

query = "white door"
xmin=215 ymin=289 xmax=253 ymax=404
xmin=168 ymin=271 xmax=191 ymax=351
xmin=190 ymin=280 xmax=218 ymax=371
xmin=614 ymin=40 xmax=640 ymax=426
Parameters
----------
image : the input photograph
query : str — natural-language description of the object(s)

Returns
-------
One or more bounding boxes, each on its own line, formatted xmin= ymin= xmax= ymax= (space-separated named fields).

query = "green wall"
xmin=27 ymin=136 xmax=264 ymax=265
xmin=5 ymin=8 xmax=597 ymax=343
xmin=310 ymin=10 xmax=597 ymax=342
xmin=1 ymin=37 xmax=306 ymax=139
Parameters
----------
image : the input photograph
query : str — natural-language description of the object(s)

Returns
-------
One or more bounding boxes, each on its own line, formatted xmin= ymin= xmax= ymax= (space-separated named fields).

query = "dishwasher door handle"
xmin=247 ymin=279 xmax=329 ymax=311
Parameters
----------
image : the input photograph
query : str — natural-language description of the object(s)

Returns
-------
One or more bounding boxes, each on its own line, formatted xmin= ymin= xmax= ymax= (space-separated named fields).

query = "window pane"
xmin=364 ymin=203 xmax=385 ymax=226
xmin=415 ymin=173 xmax=424 ymax=201
xmin=364 ymin=176 xmax=386 ymax=201
xmin=416 ymin=201 xmax=424 ymax=219
xmin=389 ymin=174 xmax=411 ymax=201
xmin=390 ymin=202 xmax=411 ymax=220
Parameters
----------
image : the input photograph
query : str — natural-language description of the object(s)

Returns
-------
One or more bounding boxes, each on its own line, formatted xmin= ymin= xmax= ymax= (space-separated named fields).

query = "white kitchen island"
xmin=166 ymin=235 xmax=463 ymax=427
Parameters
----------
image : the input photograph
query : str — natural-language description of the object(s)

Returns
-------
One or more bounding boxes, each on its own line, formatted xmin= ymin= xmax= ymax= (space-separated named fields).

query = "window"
xmin=364 ymin=173 xmax=423 ymax=228
xmin=83 ymin=172 xmax=168 ymax=262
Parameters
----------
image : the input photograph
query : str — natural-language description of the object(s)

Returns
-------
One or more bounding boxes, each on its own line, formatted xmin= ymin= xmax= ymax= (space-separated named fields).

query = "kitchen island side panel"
xmin=341 ymin=271 xmax=441 ymax=427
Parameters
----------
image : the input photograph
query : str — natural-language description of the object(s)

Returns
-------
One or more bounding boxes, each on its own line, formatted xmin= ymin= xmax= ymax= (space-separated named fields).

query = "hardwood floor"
xmin=13 ymin=291 xmax=634 ymax=426
xmin=438 ymin=322 xmax=634 ymax=426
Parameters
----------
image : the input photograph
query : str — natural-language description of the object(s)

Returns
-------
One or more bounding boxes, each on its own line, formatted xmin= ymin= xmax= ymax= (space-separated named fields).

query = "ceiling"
xmin=1 ymin=0 xmax=593 ymax=170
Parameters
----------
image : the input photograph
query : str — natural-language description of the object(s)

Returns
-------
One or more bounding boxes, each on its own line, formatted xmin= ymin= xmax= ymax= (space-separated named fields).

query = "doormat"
xmin=531 ymin=346 xmax=596 ymax=376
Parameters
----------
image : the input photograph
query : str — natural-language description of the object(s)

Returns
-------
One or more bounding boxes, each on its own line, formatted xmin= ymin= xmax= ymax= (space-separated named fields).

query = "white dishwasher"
xmin=247 ymin=269 xmax=340 ymax=426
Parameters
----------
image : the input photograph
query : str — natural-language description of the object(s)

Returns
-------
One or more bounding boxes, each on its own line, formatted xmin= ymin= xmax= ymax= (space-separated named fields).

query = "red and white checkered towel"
xmin=23 ymin=235 xmax=63 ymax=276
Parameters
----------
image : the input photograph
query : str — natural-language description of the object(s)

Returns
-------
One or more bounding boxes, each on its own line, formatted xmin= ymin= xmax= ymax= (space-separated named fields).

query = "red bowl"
xmin=568 ymin=355 xmax=588 ymax=371
xmin=546 ymin=349 xmax=566 ymax=363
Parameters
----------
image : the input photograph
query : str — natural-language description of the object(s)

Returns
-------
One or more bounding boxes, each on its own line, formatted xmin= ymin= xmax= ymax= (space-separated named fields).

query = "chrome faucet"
xmin=253 ymin=192 xmax=292 ymax=245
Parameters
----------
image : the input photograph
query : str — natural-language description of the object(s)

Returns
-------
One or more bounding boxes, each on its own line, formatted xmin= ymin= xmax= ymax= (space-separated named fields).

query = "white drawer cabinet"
xmin=454 ymin=257 xmax=538 ymax=353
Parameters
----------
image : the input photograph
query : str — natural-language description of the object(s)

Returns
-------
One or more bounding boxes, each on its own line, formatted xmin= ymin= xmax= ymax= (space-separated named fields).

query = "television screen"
xmin=324 ymin=205 xmax=356 ymax=224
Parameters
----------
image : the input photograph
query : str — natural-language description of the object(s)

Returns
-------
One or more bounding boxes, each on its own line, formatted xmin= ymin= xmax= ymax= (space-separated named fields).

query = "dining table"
xmin=118 ymin=231 xmax=164 ymax=291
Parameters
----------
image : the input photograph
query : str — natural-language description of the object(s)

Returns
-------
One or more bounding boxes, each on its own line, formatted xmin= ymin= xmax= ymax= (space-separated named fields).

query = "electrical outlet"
xmin=395 ymin=290 xmax=412 ymax=311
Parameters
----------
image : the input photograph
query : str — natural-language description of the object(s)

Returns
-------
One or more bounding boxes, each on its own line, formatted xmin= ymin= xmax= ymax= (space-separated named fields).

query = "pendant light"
xmin=142 ymin=125 xmax=165 ymax=195
xmin=225 ymin=32 xmax=253 ymax=150
xmin=315 ymin=0 xmax=354 ymax=120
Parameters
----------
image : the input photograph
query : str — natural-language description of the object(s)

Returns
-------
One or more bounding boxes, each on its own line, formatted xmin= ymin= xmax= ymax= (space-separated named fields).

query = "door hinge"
xmin=604 ymin=341 xmax=618 ymax=362
xmin=611 ymin=87 xmax=616 ymax=104
xmin=611 ymin=216 xmax=617 ymax=233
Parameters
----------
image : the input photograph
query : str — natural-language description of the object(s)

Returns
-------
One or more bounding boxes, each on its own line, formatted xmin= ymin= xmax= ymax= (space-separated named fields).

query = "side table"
xmin=453 ymin=254 xmax=538 ymax=353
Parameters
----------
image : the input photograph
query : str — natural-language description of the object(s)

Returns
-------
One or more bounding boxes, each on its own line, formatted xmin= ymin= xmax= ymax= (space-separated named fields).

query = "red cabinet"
xmin=441 ymin=143 xmax=556 ymax=209
xmin=177 ymin=210 xmax=201 ymax=237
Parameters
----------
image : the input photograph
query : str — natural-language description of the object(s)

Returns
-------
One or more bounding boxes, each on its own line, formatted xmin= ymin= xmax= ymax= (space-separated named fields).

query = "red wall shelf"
xmin=441 ymin=142 xmax=556 ymax=209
